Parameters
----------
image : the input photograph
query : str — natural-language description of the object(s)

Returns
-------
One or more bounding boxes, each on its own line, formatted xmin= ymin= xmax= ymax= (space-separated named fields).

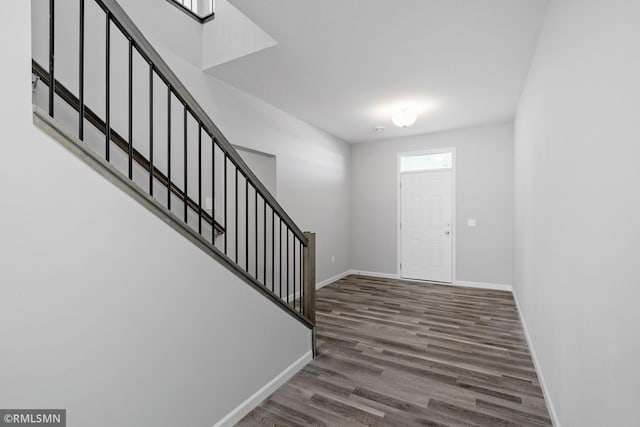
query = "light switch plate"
xmin=205 ymin=197 xmax=214 ymax=210
xmin=467 ymin=218 xmax=477 ymax=227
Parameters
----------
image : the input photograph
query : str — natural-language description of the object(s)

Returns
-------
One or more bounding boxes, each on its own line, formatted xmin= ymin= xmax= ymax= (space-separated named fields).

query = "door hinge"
xmin=400 ymin=222 xmax=402 ymax=229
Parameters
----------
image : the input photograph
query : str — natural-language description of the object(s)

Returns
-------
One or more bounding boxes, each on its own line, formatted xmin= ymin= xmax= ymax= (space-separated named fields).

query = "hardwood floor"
xmin=238 ymin=275 xmax=552 ymax=426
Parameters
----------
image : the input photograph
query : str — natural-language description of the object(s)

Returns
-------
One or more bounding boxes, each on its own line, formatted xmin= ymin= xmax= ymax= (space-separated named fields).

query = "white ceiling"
xmin=208 ymin=0 xmax=548 ymax=143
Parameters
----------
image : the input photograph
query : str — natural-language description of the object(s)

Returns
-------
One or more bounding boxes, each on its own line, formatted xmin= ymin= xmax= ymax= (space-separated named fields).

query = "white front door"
xmin=400 ymin=170 xmax=453 ymax=283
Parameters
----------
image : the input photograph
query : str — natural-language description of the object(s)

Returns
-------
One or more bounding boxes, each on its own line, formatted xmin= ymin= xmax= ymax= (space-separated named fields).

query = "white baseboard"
xmin=347 ymin=270 xmax=512 ymax=292
xmin=212 ymin=350 xmax=313 ymax=427
xmin=281 ymin=271 xmax=351 ymax=302
xmin=453 ymin=280 xmax=513 ymax=292
xmin=512 ymin=292 xmax=561 ymax=427
xmin=284 ymin=290 xmax=301 ymax=303
xmin=317 ymin=270 xmax=352 ymax=289
xmin=348 ymin=270 xmax=400 ymax=280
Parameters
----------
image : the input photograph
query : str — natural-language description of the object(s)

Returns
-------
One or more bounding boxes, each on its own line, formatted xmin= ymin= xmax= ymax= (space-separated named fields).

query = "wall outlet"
xmin=467 ymin=218 xmax=477 ymax=227
xmin=331 ymin=256 xmax=335 ymax=264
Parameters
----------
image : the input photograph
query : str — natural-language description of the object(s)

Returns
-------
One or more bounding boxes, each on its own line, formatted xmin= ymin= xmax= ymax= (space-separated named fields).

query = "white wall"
xmin=1 ymin=2 xmax=311 ymax=426
xmin=201 ymin=0 xmax=277 ymax=69
xmin=351 ymin=123 xmax=513 ymax=285
xmin=116 ymin=0 xmax=203 ymax=66
xmin=514 ymin=0 xmax=640 ymax=425
xmin=236 ymin=146 xmax=277 ymax=196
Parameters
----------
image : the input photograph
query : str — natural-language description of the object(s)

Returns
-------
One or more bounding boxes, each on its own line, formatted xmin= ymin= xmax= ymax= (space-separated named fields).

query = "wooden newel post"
xmin=303 ymin=231 xmax=317 ymax=358
xmin=303 ymin=232 xmax=316 ymax=325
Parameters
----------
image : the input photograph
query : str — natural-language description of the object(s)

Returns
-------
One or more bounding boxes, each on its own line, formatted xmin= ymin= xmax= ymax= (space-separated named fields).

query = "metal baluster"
xmin=167 ymin=87 xmax=171 ymax=210
xmin=49 ymin=0 xmax=55 ymax=117
xmin=105 ymin=12 xmax=110 ymax=160
xmin=300 ymin=240 xmax=304 ymax=315
xmin=198 ymin=125 xmax=202 ymax=235
xmin=78 ymin=0 xmax=84 ymax=140
xmin=224 ymin=154 xmax=228 ymax=253
xmin=245 ymin=179 xmax=249 ymax=272
xmin=263 ymin=198 xmax=267 ymax=285
xmin=286 ymin=227 xmax=290 ymax=304
xmin=255 ymin=189 xmax=258 ymax=279
xmin=279 ymin=219 xmax=283 ymax=298
xmin=128 ymin=39 xmax=133 ymax=179
xmin=149 ymin=64 xmax=154 ymax=196
xmin=211 ymin=139 xmax=216 ymax=245
xmin=183 ymin=105 xmax=188 ymax=223
xmin=272 ymin=210 xmax=275 ymax=293
xmin=235 ymin=168 xmax=239 ymax=263
xmin=294 ymin=237 xmax=297 ymax=311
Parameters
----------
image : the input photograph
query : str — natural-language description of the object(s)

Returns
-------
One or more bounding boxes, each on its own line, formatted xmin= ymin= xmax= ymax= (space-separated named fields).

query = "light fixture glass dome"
xmin=392 ymin=108 xmax=418 ymax=128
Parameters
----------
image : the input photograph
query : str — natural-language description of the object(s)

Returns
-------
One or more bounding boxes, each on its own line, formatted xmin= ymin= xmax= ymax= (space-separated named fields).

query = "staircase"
xmin=32 ymin=0 xmax=316 ymax=353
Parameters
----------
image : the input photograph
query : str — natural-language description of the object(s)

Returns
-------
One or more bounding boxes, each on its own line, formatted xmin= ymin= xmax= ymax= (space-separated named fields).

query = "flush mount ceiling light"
xmin=392 ymin=108 xmax=418 ymax=128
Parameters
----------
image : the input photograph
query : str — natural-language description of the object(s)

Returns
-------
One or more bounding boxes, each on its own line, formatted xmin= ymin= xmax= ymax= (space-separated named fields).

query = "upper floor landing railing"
xmin=167 ymin=0 xmax=215 ymax=23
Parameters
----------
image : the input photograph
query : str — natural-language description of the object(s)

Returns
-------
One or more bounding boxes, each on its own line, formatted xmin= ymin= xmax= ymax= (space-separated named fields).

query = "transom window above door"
xmin=400 ymin=152 xmax=452 ymax=172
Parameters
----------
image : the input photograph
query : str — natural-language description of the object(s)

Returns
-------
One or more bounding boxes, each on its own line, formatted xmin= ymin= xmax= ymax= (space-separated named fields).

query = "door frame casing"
xmin=397 ymin=147 xmax=457 ymax=283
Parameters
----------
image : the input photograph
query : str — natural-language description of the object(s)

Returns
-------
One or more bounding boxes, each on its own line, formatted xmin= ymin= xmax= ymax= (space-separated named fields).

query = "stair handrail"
xmin=36 ymin=0 xmax=316 ymax=337
xmin=97 ymin=0 xmax=307 ymax=246
xmin=32 ymin=59 xmax=225 ymax=235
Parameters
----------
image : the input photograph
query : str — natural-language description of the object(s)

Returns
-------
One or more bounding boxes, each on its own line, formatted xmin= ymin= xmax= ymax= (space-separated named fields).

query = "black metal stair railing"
xmin=35 ymin=0 xmax=315 ymax=333
xmin=166 ymin=0 xmax=215 ymax=23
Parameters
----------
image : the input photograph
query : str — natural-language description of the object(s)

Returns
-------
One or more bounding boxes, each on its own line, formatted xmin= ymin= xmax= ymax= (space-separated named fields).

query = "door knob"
xmin=445 ymin=230 xmax=450 ymax=235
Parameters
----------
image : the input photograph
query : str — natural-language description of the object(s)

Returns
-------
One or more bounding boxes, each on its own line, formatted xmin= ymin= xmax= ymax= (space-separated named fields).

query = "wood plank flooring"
xmin=238 ymin=275 xmax=552 ymax=426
